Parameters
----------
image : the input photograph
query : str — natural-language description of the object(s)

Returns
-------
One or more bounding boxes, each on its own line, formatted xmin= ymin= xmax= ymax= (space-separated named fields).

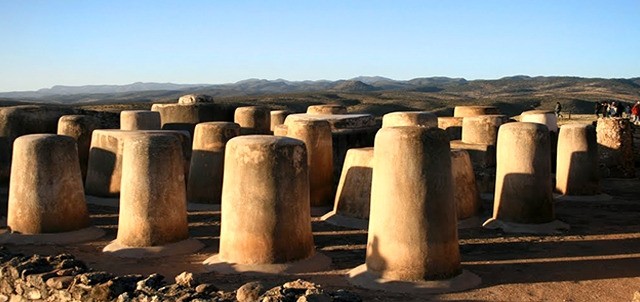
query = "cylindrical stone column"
xmin=596 ymin=118 xmax=635 ymax=178
xmin=57 ymin=115 xmax=101 ymax=180
xmin=283 ymin=119 xmax=333 ymax=206
xmin=461 ymin=115 xmax=505 ymax=146
xmin=382 ymin=111 xmax=438 ymax=128
xmin=120 ymin=110 xmax=161 ymax=131
xmin=8 ymin=134 xmax=90 ymax=234
xmin=307 ymin=104 xmax=347 ymax=115
xmin=520 ymin=110 xmax=558 ymax=133
xmin=438 ymin=117 xmax=463 ymax=140
xmin=234 ymin=106 xmax=271 ymax=134
xmin=219 ymin=136 xmax=314 ymax=264
xmin=333 ymin=147 xmax=374 ymax=220
xmin=556 ymin=124 xmax=600 ymax=195
xmin=366 ymin=127 xmax=460 ymax=280
xmin=451 ymin=149 xmax=480 ymax=220
xmin=453 ymin=106 xmax=499 ymax=118
xmin=187 ymin=122 xmax=240 ymax=203
xmin=116 ymin=134 xmax=189 ymax=247
xmin=270 ymin=110 xmax=291 ymax=132
xmin=492 ymin=122 xmax=554 ymax=224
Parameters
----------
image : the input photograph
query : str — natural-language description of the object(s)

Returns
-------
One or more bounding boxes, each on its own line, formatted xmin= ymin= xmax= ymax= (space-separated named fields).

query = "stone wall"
xmin=0 ymin=247 xmax=360 ymax=302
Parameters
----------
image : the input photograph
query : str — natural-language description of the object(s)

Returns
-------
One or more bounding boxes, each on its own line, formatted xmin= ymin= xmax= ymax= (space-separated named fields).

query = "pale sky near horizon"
xmin=1 ymin=0 xmax=639 ymax=92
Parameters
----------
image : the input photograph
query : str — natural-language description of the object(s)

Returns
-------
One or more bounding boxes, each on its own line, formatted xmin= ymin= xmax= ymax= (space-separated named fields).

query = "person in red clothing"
xmin=631 ymin=101 xmax=640 ymax=123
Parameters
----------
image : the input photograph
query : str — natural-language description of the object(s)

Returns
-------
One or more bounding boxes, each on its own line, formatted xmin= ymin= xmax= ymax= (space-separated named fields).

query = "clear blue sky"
xmin=1 ymin=0 xmax=639 ymax=92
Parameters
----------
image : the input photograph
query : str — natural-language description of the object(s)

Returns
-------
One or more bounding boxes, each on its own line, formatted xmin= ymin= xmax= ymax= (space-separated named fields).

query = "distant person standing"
xmin=595 ymin=102 xmax=603 ymax=118
xmin=631 ymin=101 xmax=640 ymax=123
xmin=555 ymin=102 xmax=563 ymax=118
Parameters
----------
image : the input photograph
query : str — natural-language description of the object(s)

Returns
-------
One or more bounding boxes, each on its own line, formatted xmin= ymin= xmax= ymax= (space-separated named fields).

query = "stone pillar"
xmin=451 ymin=149 xmax=480 ymax=220
xmin=520 ymin=110 xmax=558 ymax=133
xmin=491 ymin=122 xmax=554 ymax=224
xmin=7 ymin=134 xmax=90 ymax=234
xmin=461 ymin=115 xmax=505 ymax=146
xmin=282 ymin=119 xmax=333 ymax=207
xmin=556 ymin=124 xmax=600 ymax=195
xmin=120 ymin=110 xmax=161 ymax=131
xmin=57 ymin=115 xmax=101 ymax=180
xmin=453 ymin=106 xmax=499 ymax=118
xmin=270 ymin=110 xmax=291 ymax=132
xmin=438 ymin=117 xmax=463 ymax=140
xmin=596 ymin=118 xmax=635 ymax=178
xmin=382 ymin=111 xmax=437 ymax=128
xmin=218 ymin=136 xmax=315 ymax=264
xmin=234 ymin=106 xmax=271 ymax=134
xmin=364 ymin=126 xmax=460 ymax=280
xmin=187 ymin=122 xmax=240 ymax=204
xmin=307 ymin=104 xmax=347 ymax=115
xmin=114 ymin=134 xmax=189 ymax=247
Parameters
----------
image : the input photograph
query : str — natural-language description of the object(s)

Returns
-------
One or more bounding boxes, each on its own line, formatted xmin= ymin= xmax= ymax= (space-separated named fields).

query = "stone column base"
xmin=482 ymin=218 xmax=569 ymax=234
xmin=103 ymin=238 xmax=204 ymax=258
xmin=203 ymin=252 xmax=331 ymax=274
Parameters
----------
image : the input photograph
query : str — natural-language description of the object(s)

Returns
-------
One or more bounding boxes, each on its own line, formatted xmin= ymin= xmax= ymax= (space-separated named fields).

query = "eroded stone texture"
xmin=270 ymin=110 xmax=291 ymax=132
xmin=120 ymin=110 xmax=161 ymax=131
xmin=366 ymin=127 xmax=460 ymax=281
xmin=8 ymin=134 xmax=89 ymax=234
xmin=438 ymin=116 xmax=463 ymax=141
xmin=451 ymin=149 xmax=480 ymax=220
xmin=178 ymin=94 xmax=214 ymax=105
xmin=234 ymin=106 xmax=271 ymax=135
xmin=151 ymin=99 xmax=236 ymax=135
xmin=381 ymin=111 xmax=437 ymax=128
xmin=306 ymin=104 xmax=347 ymax=115
xmin=333 ymin=147 xmax=374 ymax=220
xmin=453 ymin=106 xmax=499 ymax=118
xmin=596 ymin=118 xmax=635 ymax=178
xmin=187 ymin=122 xmax=240 ymax=204
xmin=461 ymin=115 xmax=505 ymax=146
xmin=57 ymin=115 xmax=101 ymax=180
xmin=556 ymin=124 xmax=600 ymax=195
xmin=219 ymin=136 xmax=314 ymax=264
xmin=492 ymin=122 xmax=554 ymax=224
xmin=520 ymin=110 xmax=558 ymax=133
xmin=116 ymin=134 xmax=189 ymax=247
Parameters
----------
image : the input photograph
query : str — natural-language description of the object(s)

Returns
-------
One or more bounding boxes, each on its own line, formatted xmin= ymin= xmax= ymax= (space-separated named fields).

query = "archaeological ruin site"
xmin=1 ymin=95 xmax=640 ymax=302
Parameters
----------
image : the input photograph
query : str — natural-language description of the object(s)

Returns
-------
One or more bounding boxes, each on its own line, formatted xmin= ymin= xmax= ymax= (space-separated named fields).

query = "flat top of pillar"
xmin=195 ymin=121 xmax=240 ymax=128
xmin=93 ymin=129 xmax=191 ymax=138
xmin=15 ymin=133 xmax=74 ymax=144
xmin=284 ymin=117 xmax=331 ymax=127
xmin=438 ymin=116 xmax=463 ymax=120
xmin=59 ymin=114 xmax=98 ymax=121
xmin=463 ymin=114 xmax=506 ymax=121
xmin=346 ymin=147 xmax=374 ymax=155
xmin=235 ymin=106 xmax=268 ymax=111
xmin=228 ymin=135 xmax=304 ymax=147
xmin=521 ymin=110 xmax=554 ymax=115
xmin=500 ymin=121 xmax=548 ymax=131
xmin=384 ymin=111 xmax=436 ymax=117
xmin=286 ymin=113 xmax=376 ymax=130
xmin=120 ymin=110 xmax=157 ymax=114
xmin=454 ymin=105 xmax=498 ymax=109
xmin=270 ymin=110 xmax=291 ymax=114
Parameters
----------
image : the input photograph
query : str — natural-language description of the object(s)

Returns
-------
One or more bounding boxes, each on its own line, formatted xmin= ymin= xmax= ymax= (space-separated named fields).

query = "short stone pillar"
xmin=322 ymin=147 xmax=373 ymax=229
xmin=461 ymin=115 xmax=505 ymax=146
xmin=8 ymin=135 xmax=91 ymax=234
xmin=483 ymin=122 xmax=568 ymax=233
xmin=57 ymin=115 xmax=101 ymax=180
xmin=438 ymin=117 xmax=463 ymax=140
xmin=556 ymin=124 xmax=600 ymax=195
xmin=451 ymin=149 xmax=480 ymax=221
xmin=349 ymin=127 xmax=479 ymax=292
xmin=187 ymin=122 xmax=240 ymax=204
xmin=234 ymin=106 xmax=271 ymax=134
xmin=520 ymin=110 xmax=558 ymax=133
xmin=381 ymin=111 xmax=437 ymax=128
xmin=270 ymin=110 xmax=291 ymax=132
xmin=282 ymin=119 xmax=333 ymax=206
xmin=103 ymin=134 xmax=201 ymax=257
xmin=453 ymin=106 xmax=499 ymax=118
xmin=120 ymin=110 xmax=161 ymax=131
xmin=596 ymin=118 xmax=635 ymax=178
xmin=204 ymin=136 xmax=329 ymax=273
xmin=307 ymin=104 xmax=347 ymax=115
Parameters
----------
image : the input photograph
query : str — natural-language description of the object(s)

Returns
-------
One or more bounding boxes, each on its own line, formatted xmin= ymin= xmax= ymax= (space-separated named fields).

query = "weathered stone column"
xmin=556 ymin=124 xmax=600 ymax=195
xmin=348 ymin=126 xmax=480 ymax=293
xmin=322 ymin=147 xmax=373 ymax=229
xmin=120 ymin=110 xmax=161 ymax=131
xmin=520 ymin=110 xmax=558 ymax=133
xmin=104 ymin=133 xmax=201 ymax=257
xmin=307 ymin=104 xmax=347 ymax=115
xmin=483 ymin=122 xmax=568 ymax=233
xmin=8 ymin=135 xmax=90 ymax=234
xmin=453 ymin=106 xmax=499 ymax=118
xmin=596 ymin=118 xmax=635 ymax=178
xmin=187 ymin=122 xmax=240 ymax=204
xmin=282 ymin=119 xmax=333 ymax=207
xmin=57 ymin=115 xmax=101 ymax=180
xmin=382 ymin=111 xmax=437 ymax=128
xmin=234 ymin=106 xmax=271 ymax=134
xmin=205 ymin=136 xmax=329 ymax=273
xmin=451 ymin=149 xmax=480 ymax=221
xmin=270 ymin=110 xmax=291 ymax=132
xmin=461 ymin=115 xmax=505 ymax=146
xmin=438 ymin=117 xmax=463 ymax=140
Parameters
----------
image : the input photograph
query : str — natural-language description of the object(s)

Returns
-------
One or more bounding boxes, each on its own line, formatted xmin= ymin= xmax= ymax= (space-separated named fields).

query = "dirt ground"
xmin=2 ymin=114 xmax=640 ymax=301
